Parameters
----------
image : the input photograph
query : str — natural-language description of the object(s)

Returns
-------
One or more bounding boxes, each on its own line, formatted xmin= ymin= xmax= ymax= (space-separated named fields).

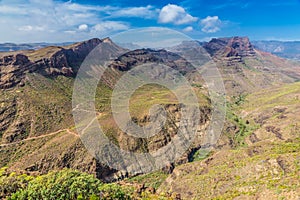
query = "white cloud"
xmin=78 ymin=24 xmax=88 ymax=31
xmin=158 ymin=4 xmax=198 ymax=25
xmin=64 ymin=30 xmax=77 ymax=34
xmin=183 ymin=26 xmax=193 ymax=32
xmin=200 ymin=16 xmax=222 ymax=33
xmin=0 ymin=0 xmax=155 ymax=42
xmin=18 ymin=25 xmax=45 ymax=31
xmin=92 ymin=21 xmax=129 ymax=33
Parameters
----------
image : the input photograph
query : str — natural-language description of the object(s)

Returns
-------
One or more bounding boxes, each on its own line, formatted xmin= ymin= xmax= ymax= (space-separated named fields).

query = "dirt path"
xmin=0 ymin=106 xmax=102 ymax=148
xmin=0 ymin=129 xmax=78 ymax=148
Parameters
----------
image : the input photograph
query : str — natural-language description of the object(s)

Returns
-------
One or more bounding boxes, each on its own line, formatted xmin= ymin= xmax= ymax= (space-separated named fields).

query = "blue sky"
xmin=0 ymin=0 xmax=300 ymax=43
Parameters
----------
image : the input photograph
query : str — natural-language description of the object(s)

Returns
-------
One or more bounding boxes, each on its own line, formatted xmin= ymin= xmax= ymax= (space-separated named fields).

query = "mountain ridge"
xmin=0 ymin=36 xmax=300 ymax=185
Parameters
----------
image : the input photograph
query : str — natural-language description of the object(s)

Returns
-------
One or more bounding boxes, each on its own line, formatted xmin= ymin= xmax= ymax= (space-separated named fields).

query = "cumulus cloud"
xmin=200 ymin=16 xmax=222 ymax=33
xmin=78 ymin=24 xmax=88 ymax=31
xmin=158 ymin=4 xmax=198 ymax=25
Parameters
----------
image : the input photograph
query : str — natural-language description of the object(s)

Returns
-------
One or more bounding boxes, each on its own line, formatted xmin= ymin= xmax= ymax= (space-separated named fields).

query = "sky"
xmin=0 ymin=0 xmax=300 ymax=43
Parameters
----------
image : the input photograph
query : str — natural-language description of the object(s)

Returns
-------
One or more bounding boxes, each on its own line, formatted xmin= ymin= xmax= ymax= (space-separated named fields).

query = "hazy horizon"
xmin=0 ymin=0 xmax=300 ymax=43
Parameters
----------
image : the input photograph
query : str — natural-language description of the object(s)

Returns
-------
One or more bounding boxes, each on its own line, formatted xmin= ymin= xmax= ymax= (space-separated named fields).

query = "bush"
xmin=0 ymin=168 xmax=33 ymax=199
xmin=9 ymin=169 xmax=131 ymax=200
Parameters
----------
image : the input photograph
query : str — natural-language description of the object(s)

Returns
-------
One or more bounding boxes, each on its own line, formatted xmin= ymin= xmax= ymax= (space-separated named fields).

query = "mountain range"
xmin=253 ymin=40 xmax=300 ymax=61
xmin=0 ymin=36 xmax=300 ymax=199
xmin=3 ymin=39 xmax=300 ymax=62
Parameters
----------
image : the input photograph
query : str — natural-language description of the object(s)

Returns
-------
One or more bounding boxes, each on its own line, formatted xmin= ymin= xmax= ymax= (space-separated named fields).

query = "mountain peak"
xmin=102 ymin=37 xmax=113 ymax=44
xmin=70 ymin=38 xmax=102 ymax=49
xmin=204 ymin=36 xmax=255 ymax=58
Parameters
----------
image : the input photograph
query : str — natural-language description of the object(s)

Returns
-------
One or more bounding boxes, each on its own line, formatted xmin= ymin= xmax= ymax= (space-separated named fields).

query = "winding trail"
xmin=0 ymin=129 xmax=78 ymax=148
xmin=0 ymin=104 xmax=102 ymax=148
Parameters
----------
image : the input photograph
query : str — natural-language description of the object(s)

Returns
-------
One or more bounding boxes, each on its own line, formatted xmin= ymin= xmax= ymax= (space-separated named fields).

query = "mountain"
xmin=0 ymin=36 xmax=300 ymax=199
xmin=0 ymin=42 xmax=73 ymax=52
xmin=0 ymin=38 xmax=128 ymax=181
xmin=0 ymin=37 xmax=212 ymax=182
xmin=253 ymin=40 xmax=300 ymax=61
xmin=201 ymin=37 xmax=300 ymax=95
xmin=116 ymin=42 xmax=142 ymax=50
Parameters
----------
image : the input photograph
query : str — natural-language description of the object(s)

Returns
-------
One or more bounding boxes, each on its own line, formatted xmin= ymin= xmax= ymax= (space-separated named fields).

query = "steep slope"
xmin=158 ymin=82 xmax=300 ymax=199
xmin=0 ymin=38 xmax=120 ymax=142
xmin=0 ymin=38 xmax=129 ymax=181
xmin=240 ymin=82 xmax=300 ymax=144
xmin=0 ymin=38 xmax=121 ymax=90
xmin=0 ymin=38 xmax=211 ymax=181
xmin=203 ymin=37 xmax=300 ymax=95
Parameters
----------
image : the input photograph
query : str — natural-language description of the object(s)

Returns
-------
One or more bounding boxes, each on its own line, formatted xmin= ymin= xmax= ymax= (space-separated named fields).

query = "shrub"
xmin=0 ymin=169 xmax=33 ymax=199
xmin=9 ymin=169 xmax=131 ymax=200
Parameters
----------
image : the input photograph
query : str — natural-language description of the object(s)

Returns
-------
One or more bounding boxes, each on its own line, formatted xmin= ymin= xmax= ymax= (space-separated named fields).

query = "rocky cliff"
xmin=204 ymin=37 xmax=256 ymax=58
xmin=201 ymin=36 xmax=300 ymax=95
xmin=0 ymin=38 xmax=113 ymax=89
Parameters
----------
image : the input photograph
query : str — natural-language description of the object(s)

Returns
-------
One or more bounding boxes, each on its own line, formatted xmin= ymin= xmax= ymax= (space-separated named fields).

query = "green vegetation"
xmin=126 ymin=171 xmax=169 ymax=190
xmin=128 ymin=84 xmax=179 ymax=118
xmin=192 ymin=149 xmax=212 ymax=162
xmin=225 ymin=94 xmax=259 ymax=148
xmin=0 ymin=168 xmax=34 ymax=199
xmin=228 ymin=111 xmax=259 ymax=147
xmin=0 ymin=168 xmax=131 ymax=200
xmin=242 ymin=82 xmax=300 ymax=111
xmin=0 ymin=168 xmax=176 ymax=200
xmin=159 ymin=138 xmax=300 ymax=199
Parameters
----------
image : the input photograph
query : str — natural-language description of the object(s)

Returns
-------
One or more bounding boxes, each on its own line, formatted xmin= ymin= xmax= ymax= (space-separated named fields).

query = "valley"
xmin=0 ymin=36 xmax=299 ymax=199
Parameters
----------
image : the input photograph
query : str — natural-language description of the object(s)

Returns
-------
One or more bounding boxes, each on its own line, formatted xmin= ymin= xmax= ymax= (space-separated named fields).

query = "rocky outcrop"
xmin=31 ymin=38 xmax=105 ymax=77
xmin=204 ymin=36 xmax=256 ymax=58
xmin=102 ymin=48 xmax=200 ymax=88
xmin=0 ymin=38 xmax=113 ymax=89
xmin=0 ymin=54 xmax=32 ymax=89
xmin=110 ymin=48 xmax=194 ymax=73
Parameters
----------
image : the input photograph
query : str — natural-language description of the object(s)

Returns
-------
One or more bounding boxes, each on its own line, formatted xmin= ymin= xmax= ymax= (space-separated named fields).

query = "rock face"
xmin=201 ymin=36 xmax=300 ymax=95
xmin=0 ymin=38 xmax=111 ymax=89
xmin=100 ymin=48 xmax=202 ymax=88
xmin=110 ymin=48 xmax=194 ymax=73
xmin=204 ymin=36 xmax=256 ymax=58
xmin=0 ymin=54 xmax=32 ymax=89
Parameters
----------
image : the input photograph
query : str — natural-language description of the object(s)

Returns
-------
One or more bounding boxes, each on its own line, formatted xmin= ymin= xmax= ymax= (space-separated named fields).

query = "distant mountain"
xmin=0 ymin=42 xmax=73 ymax=52
xmin=199 ymin=37 xmax=300 ymax=95
xmin=253 ymin=40 xmax=300 ymax=61
xmin=116 ymin=42 xmax=141 ymax=50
